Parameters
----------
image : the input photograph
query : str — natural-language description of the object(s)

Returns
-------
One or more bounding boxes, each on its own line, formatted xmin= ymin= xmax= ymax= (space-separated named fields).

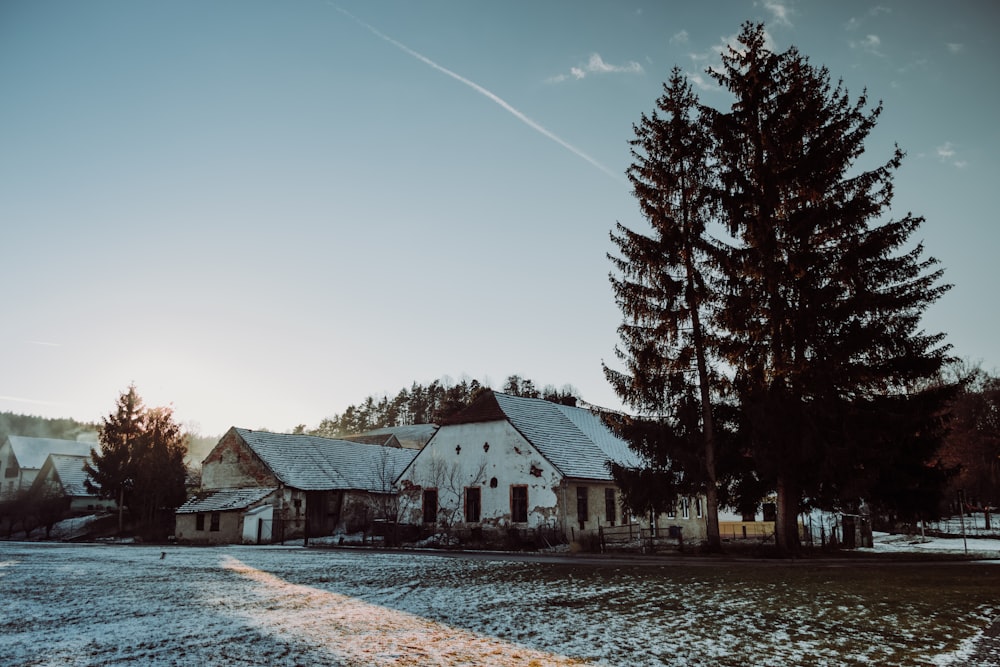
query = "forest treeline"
xmin=300 ymin=375 xmax=580 ymax=438
xmin=0 ymin=412 xmax=98 ymax=445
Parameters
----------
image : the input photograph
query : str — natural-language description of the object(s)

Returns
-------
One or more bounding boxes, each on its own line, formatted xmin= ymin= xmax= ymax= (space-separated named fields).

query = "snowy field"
xmin=1 ymin=539 xmax=998 ymax=667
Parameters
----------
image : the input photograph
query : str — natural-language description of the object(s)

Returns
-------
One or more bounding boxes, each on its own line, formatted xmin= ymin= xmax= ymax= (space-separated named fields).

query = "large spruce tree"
xmin=605 ymin=67 xmax=725 ymax=550
xmin=609 ymin=23 xmax=953 ymax=555
xmin=708 ymin=23 xmax=952 ymax=553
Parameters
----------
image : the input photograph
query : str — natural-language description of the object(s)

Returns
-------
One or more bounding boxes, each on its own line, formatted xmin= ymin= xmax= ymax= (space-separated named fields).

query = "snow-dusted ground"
xmin=1 ymin=536 xmax=998 ymax=667
xmin=869 ymin=531 xmax=1000 ymax=558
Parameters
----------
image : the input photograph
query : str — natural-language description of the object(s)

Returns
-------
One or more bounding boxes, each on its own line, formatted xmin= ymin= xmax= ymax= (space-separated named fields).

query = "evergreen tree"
xmin=708 ymin=23 xmax=952 ymax=552
xmin=130 ymin=406 xmax=188 ymax=529
xmin=85 ymin=386 xmax=188 ymax=536
xmin=605 ymin=67 xmax=726 ymax=550
xmin=85 ymin=385 xmax=144 ymax=532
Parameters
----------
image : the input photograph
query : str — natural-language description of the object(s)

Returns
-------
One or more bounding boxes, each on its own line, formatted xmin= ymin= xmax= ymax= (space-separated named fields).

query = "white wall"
xmin=398 ymin=420 xmax=563 ymax=533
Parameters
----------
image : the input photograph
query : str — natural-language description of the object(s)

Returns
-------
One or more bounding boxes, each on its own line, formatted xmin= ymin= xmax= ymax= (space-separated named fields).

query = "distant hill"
xmin=0 ymin=411 xmax=99 ymax=446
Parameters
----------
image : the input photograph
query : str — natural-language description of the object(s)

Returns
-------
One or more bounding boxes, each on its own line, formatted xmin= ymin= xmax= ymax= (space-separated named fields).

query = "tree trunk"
xmin=686 ymin=225 xmax=722 ymax=553
xmin=774 ymin=475 xmax=801 ymax=556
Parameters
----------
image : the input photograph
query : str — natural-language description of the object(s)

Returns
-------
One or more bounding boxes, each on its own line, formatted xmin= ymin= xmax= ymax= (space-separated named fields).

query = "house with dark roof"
xmin=28 ymin=453 xmax=116 ymax=514
xmin=395 ymin=391 xmax=709 ymax=547
xmin=174 ymin=427 xmax=417 ymax=544
xmin=1 ymin=436 xmax=95 ymax=498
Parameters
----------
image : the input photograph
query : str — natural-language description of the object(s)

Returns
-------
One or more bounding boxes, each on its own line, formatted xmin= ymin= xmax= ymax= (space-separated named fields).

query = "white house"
xmin=28 ymin=453 xmax=116 ymax=514
xmin=395 ymin=391 xmax=709 ymax=547
xmin=1 ymin=436 xmax=94 ymax=498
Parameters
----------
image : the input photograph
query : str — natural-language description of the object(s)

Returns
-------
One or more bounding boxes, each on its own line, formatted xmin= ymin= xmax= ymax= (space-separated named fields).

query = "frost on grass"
xmin=0 ymin=542 xmax=997 ymax=666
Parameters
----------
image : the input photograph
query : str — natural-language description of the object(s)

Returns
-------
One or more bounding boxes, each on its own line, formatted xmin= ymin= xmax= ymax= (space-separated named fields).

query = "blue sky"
xmin=2 ymin=1 xmax=997 ymax=436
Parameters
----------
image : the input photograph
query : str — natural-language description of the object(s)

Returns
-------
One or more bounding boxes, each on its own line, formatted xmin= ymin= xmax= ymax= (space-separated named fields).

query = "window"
xmin=696 ymin=497 xmax=703 ymax=519
xmin=576 ymin=486 xmax=588 ymax=529
xmin=422 ymin=489 xmax=438 ymax=524
xmin=605 ymin=488 xmax=617 ymax=526
xmin=4 ymin=454 xmax=17 ymax=477
xmin=195 ymin=513 xmax=205 ymax=531
xmin=210 ymin=512 xmax=220 ymax=531
xmin=510 ymin=485 xmax=528 ymax=523
xmin=465 ymin=487 xmax=481 ymax=523
xmin=681 ymin=497 xmax=690 ymax=519
xmin=666 ymin=502 xmax=676 ymax=519
xmin=762 ymin=502 xmax=777 ymax=522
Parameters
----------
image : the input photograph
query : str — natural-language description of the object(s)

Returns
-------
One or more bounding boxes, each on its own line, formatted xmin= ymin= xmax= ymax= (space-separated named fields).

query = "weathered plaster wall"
xmin=175 ymin=511 xmax=243 ymax=545
xmin=0 ymin=441 xmax=19 ymax=497
xmin=201 ymin=431 xmax=278 ymax=490
xmin=398 ymin=421 xmax=563 ymax=536
xmin=559 ymin=481 xmax=628 ymax=540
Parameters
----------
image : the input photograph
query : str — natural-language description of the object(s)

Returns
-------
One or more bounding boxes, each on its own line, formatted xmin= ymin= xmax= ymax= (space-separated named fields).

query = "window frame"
xmin=195 ymin=513 xmax=205 ymax=531
xmin=422 ymin=488 xmax=438 ymax=524
xmin=464 ymin=486 xmax=481 ymax=523
xmin=605 ymin=488 xmax=617 ymax=526
xmin=576 ymin=486 xmax=588 ymax=529
xmin=209 ymin=512 xmax=221 ymax=532
xmin=510 ymin=485 xmax=528 ymax=523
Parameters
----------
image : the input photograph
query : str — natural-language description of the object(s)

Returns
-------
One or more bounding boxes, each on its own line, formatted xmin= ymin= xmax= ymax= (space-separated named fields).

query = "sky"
xmin=2 ymin=1 xmax=998 ymax=436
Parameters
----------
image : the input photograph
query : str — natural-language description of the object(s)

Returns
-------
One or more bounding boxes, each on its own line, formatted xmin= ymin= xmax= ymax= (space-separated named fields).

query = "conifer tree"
xmin=85 ymin=385 xmax=188 ymax=536
xmin=85 ymin=384 xmax=145 ymax=532
xmin=605 ymin=67 xmax=725 ymax=550
xmin=707 ymin=23 xmax=952 ymax=553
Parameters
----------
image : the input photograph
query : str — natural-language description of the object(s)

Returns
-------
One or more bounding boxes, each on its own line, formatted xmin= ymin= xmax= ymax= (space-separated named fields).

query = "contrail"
xmin=331 ymin=4 xmax=624 ymax=183
xmin=0 ymin=394 xmax=61 ymax=406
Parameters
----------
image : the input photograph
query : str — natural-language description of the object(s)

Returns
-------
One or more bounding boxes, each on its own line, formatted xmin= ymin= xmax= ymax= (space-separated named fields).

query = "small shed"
xmin=175 ymin=487 xmax=277 ymax=544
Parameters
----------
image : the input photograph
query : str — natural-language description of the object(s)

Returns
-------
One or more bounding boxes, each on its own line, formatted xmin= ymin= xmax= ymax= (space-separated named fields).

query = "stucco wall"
xmin=559 ymin=481 xmax=629 ymax=541
xmin=201 ymin=431 xmax=278 ymax=490
xmin=175 ymin=510 xmax=243 ymax=544
xmin=398 ymin=421 xmax=564 ymax=537
xmin=0 ymin=441 xmax=18 ymax=497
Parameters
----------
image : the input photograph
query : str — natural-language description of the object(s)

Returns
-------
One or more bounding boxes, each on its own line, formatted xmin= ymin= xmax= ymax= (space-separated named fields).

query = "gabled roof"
xmin=443 ymin=391 xmax=642 ymax=481
xmin=45 ymin=454 xmax=93 ymax=497
xmin=177 ymin=487 xmax=277 ymax=514
xmin=233 ymin=428 xmax=418 ymax=492
xmin=5 ymin=436 xmax=94 ymax=470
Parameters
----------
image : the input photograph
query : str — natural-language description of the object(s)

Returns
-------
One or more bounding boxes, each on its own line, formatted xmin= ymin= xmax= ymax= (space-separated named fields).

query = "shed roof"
xmin=177 ymin=487 xmax=277 ymax=514
xmin=443 ymin=392 xmax=642 ymax=481
xmin=234 ymin=428 xmax=418 ymax=492
xmin=5 ymin=436 xmax=94 ymax=470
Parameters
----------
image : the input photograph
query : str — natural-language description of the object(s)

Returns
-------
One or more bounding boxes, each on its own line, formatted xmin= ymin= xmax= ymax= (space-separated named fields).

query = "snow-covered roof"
xmin=445 ymin=392 xmax=643 ymax=481
xmin=355 ymin=424 xmax=438 ymax=449
xmin=234 ymin=428 xmax=418 ymax=492
xmin=5 ymin=436 xmax=94 ymax=470
xmin=177 ymin=487 xmax=277 ymax=514
xmin=46 ymin=454 xmax=92 ymax=497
